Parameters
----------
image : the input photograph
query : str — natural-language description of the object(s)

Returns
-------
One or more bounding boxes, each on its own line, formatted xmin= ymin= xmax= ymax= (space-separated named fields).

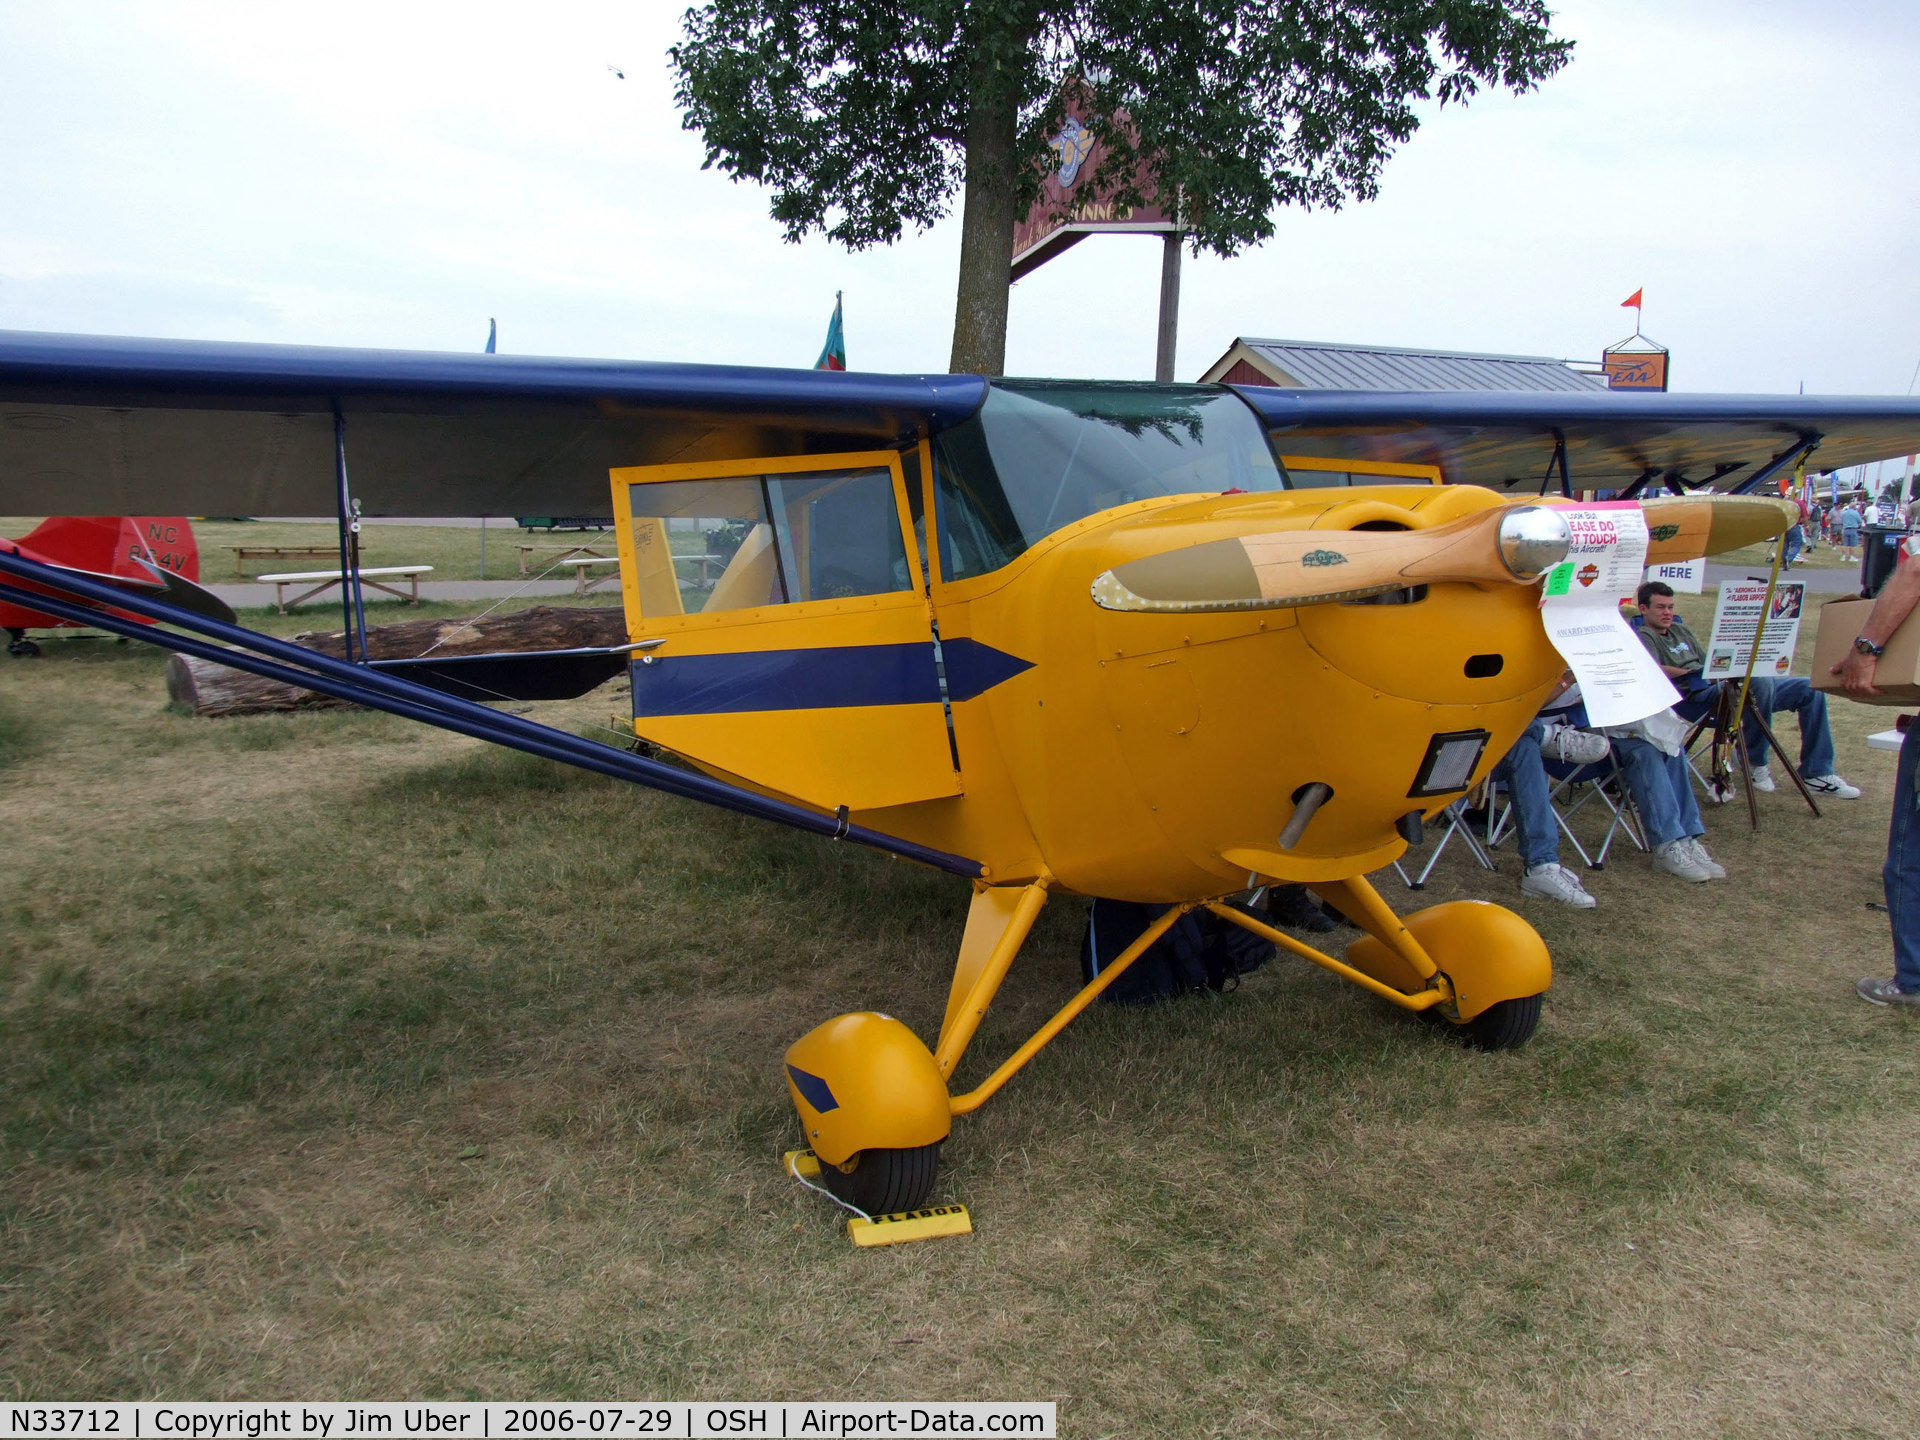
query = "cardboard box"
xmin=1812 ymin=596 xmax=1920 ymax=706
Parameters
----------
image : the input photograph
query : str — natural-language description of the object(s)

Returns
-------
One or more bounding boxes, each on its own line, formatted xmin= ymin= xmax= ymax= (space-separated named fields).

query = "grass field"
xmin=3 ymin=592 xmax=1919 ymax=1434
xmin=1 ymin=518 xmax=612 ymax=586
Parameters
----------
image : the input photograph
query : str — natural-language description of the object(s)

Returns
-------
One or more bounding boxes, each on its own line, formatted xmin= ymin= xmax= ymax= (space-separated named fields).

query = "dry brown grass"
xmin=3 ymin=593 xmax=1919 ymax=1437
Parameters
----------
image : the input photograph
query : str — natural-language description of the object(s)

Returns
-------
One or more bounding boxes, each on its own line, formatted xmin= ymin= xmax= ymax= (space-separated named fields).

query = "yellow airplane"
xmin=1 ymin=333 xmax=1912 ymax=1218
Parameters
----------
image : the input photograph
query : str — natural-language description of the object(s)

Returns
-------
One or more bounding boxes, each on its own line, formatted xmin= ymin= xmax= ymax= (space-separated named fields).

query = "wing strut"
xmin=1730 ymin=437 xmax=1820 ymax=496
xmin=333 ymin=407 xmax=371 ymax=662
xmin=0 ymin=548 xmax=986 ymax=880
xmin=1537 ymin=429 xmax=1572 ymax=499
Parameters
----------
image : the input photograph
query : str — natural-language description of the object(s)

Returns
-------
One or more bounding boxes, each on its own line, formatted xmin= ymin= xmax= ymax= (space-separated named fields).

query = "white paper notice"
xmin=1539 ymin=503 xmax=1680 ymax=727
xmin=1703 ymin=579 xmax=1806 ymax=679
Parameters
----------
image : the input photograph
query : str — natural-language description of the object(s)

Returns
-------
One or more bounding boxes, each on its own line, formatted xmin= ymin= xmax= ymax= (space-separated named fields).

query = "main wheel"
xmin=7 ymin=637 xmax=41 ymax=658
xmin=819 ymin=1143 xmax=941 ymax=1216
xmin=1438 ymin=993 xmax=1543 ymax=1052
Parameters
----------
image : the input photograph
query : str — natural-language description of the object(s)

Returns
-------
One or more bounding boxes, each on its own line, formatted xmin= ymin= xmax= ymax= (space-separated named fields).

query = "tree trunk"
xmin=165 ymin=605 xmax=628 ymax=717
xmin=948 ymin=64 xmax=1021 ymax=377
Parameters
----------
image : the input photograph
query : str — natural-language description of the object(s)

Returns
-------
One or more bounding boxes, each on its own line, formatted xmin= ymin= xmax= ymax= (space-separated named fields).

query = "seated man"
xmin=1636 ymin=580 xmax=1860 ymax=799
xmin=1489 ymin=675 xmax=1610 ymax=908
xmin=1608 ymin=711 xmax=1724 ymax=882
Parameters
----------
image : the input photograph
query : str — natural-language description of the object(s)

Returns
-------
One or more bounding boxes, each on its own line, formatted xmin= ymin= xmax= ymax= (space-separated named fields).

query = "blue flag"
xmin=814 ymin=293 xmax=845 ymax=371
xmin=485 ymin=318 xmax=497 ymax=355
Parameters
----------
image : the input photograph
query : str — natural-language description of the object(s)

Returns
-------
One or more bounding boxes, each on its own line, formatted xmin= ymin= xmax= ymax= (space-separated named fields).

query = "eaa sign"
xmin=1011 ymin=103 xmax=1176 ymax=281
xmin=1603 ymin=346 xmax=1670 ymax=391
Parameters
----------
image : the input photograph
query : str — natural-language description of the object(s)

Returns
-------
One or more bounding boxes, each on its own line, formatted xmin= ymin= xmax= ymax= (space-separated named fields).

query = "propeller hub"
xmin=1496 ymin=506 xmax=1571 ymax=580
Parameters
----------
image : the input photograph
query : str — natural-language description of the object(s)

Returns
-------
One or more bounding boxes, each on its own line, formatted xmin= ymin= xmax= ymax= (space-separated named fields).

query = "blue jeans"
xmin=1742 ymin=676 xmax=1835 ymax=776
xmin=1494 ymin=721 xmax=1558 ymax=870
xmin=1615 ymin=735 xmax=1703 ymax=848
xmin=1884 ymin=724 xmax=1920 ymax=992
xmin=1783 ymin=525 xmax=1805 ymax=566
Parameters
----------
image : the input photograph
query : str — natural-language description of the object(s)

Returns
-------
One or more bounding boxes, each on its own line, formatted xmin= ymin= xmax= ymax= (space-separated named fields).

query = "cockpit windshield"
xmin=932 ymin=381 xmax=1286 ymax=581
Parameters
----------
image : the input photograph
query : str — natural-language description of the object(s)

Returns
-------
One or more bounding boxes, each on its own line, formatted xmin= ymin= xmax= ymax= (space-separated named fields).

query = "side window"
xmin=1282 ymin=459 xmax=1441 ymax=487
xmin=626 ymin=466 xmax=911 ymax=616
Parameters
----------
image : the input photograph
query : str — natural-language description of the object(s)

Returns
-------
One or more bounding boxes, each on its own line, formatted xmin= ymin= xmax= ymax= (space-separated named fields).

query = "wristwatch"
xmin=1854 ymin=636 xmax=1886 ymax=658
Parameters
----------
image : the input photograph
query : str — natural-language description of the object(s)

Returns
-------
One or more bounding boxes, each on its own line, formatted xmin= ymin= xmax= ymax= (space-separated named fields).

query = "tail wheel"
xmin=1438 ymin=993 xmax=1543 ymax=1052
xmin=819 ymin=1143 xmax=941 ymax=1216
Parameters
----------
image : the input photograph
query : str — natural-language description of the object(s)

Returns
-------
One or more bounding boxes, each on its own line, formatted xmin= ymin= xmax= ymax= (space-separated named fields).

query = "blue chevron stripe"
xmin=631 ymin=639 xmax=1032 ymax=716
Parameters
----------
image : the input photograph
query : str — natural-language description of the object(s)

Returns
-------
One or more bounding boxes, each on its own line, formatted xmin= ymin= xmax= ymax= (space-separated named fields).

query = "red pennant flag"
xmin=1621 ymin=288 xmax=1644 ymax=309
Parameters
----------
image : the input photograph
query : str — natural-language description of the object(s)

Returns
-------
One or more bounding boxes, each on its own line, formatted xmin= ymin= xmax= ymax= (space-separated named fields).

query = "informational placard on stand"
xmin=1644 ymin=558 xmax=1704 ymax=594
xmin=1703 ymin=579 xmax=1805 ymax=679
xmin=1540 ymin=503 xmax=1680 ymax=726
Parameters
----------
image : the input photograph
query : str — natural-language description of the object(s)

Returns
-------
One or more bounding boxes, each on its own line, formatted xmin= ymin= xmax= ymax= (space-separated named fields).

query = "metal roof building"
xmin=1200 ymin=336 xmax=1608 ymax=392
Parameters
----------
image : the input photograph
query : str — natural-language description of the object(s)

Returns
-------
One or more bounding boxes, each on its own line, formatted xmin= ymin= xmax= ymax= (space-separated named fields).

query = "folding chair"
xmin=1486 ymin=748 xmax=1646 ymax=870
xmin=1393 ymin=796 xmax=1497 ymax=890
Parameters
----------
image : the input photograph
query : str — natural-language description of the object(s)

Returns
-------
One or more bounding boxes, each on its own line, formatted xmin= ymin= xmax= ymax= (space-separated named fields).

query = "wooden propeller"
xmin=1091 ymin=493 xmax=1798 ymax=615
xmin=1640 ymin=493 xmax=1795 ymax=563
xmin=1091 ymin=505 xmax=1569 ymax=614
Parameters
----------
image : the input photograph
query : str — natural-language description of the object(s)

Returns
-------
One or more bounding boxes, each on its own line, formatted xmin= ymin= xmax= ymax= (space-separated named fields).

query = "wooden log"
xmin=165 ymin=605 xmax=628 ymax=717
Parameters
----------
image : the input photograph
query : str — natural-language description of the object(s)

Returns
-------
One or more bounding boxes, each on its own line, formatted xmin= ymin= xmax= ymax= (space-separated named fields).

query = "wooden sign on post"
xmin=1603 ymin=347 xmax=1669 ymax=391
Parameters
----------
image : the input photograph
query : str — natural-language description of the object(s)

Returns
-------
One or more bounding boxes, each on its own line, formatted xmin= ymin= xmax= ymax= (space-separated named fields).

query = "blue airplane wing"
xmin=7 ymin=328 xmax=1920 ymax=513
xmin=1234 ymin=386 xmax=1920 ymax=491
xmin=0 ymin=330 xmax=988 ymax=517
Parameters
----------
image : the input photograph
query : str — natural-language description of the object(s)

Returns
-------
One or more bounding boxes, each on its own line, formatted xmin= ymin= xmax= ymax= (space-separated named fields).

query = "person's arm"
xmin=1832 ymin=557 xmax=1920 ymax=696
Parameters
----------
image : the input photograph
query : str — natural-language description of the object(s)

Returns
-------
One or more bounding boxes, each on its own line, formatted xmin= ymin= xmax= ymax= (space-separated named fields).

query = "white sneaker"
xmin=1749 ymin=766 xmax=1776 ymax=793
xmin=1520 ymin=862 xmax=1598 ymax=908
xmin=1684 ymin=837 xmax=1726 ymax=879
xmin=1541 ymin=725 xmax=1611 ymax=766
xmin=1654 ymin=838 xmax=1713 ymax=882
xmin=1805 ymin=773 xmax=1862 ymax=799
xmin=1705 ymin=778 xmax=1734 ymax=805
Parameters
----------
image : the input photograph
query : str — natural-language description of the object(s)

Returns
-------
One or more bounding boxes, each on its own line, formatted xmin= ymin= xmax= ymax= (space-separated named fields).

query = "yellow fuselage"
xmin=865 ymin=482 xmax=1562 ymax=898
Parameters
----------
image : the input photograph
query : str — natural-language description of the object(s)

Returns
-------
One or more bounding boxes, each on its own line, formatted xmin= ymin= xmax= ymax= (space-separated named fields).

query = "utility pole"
xmin=1154 ymin=232 xmax=1182 ymax=383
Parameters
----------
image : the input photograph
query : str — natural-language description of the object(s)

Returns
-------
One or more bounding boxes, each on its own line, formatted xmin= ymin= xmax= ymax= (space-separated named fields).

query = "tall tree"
xmin=672 ymin=2 xmax=1572 ymax=376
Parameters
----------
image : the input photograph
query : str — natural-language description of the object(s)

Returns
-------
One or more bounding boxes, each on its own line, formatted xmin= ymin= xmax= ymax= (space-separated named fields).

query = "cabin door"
xmin=608 ymin=450 xmax=961 ymax=812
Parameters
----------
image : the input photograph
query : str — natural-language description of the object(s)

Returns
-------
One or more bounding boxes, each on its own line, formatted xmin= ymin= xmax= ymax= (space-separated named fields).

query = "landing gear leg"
xmin=781 ymin=879 xmax=1055 ymax=1216
xmin=1208 ymin=875 xmax=1550 ymax=1052
xmin=1314 ymin=876 xmax=1550 ymax=1051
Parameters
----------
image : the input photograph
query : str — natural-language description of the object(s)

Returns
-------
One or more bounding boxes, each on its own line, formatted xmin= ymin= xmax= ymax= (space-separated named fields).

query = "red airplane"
xmin=1 ymin=515 xmax=233 ymax=656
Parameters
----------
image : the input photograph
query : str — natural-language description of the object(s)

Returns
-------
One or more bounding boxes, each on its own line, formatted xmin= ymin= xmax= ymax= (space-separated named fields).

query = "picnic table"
xmin=223 ymin=544 xmax=339 ymax=580
xmin=516 ymin=541 xmax=612 ymax=576
xmin=565 ymin=556 xmax=623 ymax=595
xmin=256 ymin=565 xmax=433 ymax=614
xmin=674 ymin=553 xmax=729 ymax=589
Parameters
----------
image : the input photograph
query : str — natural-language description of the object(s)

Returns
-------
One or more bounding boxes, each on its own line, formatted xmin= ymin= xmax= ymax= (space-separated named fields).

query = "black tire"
xmin=818 ymin=1143 xmax=941 ymax=1216
xmin=7 ymin=638 xmax=41 ymax=658
xmin=1441 ymin=993 xmax=1543 ymax=1052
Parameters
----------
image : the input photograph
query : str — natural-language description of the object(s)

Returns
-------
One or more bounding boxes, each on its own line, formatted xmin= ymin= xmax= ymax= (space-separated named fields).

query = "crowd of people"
xmin=1776 ymin=482 xmax=1908 ymax=568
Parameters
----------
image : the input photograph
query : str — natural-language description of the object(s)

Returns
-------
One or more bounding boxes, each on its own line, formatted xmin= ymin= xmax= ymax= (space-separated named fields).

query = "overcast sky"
xmin=2 ymin=0 xmax=1915 ymax=396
